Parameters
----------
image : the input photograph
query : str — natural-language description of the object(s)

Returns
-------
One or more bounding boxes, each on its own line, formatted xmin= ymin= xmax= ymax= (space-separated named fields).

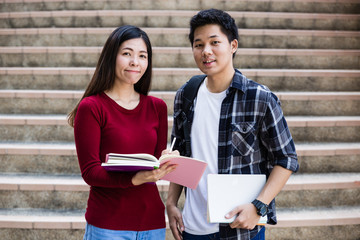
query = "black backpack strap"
xmin=181 ymin=74 xmax=206 ymax=157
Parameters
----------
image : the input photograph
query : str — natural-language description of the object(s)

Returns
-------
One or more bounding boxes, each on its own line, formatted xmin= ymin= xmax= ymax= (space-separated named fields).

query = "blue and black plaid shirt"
xmin=172 ymin=69 xmax=299 ymax=240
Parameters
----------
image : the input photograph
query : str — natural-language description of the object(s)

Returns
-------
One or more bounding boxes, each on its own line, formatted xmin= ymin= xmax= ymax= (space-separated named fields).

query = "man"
xmin=166 ymin=9 xmax=299 ymax=240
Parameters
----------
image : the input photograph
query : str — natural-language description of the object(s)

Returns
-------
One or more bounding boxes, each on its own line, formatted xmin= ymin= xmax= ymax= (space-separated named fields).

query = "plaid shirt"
xmin=171 ymin=69 xmax=299 ymax=240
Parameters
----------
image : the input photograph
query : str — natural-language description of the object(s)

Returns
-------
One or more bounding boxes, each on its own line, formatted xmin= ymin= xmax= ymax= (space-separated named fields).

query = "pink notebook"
xmin=160 ymin=155 xmax=207 ymax=189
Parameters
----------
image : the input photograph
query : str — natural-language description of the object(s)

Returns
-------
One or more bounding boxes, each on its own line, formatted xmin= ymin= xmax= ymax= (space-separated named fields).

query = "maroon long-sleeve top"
xmin=74 ymin=92 xmax=168 ymax=230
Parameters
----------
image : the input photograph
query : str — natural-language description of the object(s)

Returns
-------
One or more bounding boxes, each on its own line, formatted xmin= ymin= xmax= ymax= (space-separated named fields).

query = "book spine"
xmin=105 ymin=154 xmax=110 ymax=163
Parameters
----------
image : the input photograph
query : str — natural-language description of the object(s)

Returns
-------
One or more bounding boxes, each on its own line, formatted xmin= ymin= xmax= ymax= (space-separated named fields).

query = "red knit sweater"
xmin=74 ymin=92 xmax=168 ymax=230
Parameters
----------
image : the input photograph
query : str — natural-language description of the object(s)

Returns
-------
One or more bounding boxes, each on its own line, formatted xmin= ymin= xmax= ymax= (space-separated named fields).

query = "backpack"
xmin=180 ymin=74 xmax=206 ymax=157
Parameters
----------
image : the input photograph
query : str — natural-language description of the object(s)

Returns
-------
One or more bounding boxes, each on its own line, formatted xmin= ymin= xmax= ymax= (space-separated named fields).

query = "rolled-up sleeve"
xmin=260 ymin=92 xmax=299 ymax=172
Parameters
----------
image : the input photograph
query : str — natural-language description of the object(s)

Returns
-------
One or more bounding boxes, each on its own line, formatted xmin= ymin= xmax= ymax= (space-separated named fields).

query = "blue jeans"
xmin=252 ymin=227 xmax=265 ymax=240
xmin=182 ymin=231 xmax=220 ymax=240
xmin=182 ymin=227 xmax=265 ymax=240
xmin=83 ymin=223 xmax=166 ymax=240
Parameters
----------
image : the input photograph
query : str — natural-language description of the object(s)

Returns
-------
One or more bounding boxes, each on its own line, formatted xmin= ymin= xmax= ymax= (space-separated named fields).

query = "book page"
xmin=103 ymin=160 xmax=159 ymax=167
xmin=102 ymin=153 xmax=160 ymax=172
xmin=101 ymin=164 xmax=158 ymax=172
xmin=106 ymin=153 xmax=159 ymax=163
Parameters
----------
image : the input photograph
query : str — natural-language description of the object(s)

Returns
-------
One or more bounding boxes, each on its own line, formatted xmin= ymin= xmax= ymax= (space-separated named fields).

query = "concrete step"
xmin=1 ymin=67 xmax=359 ymax=92
xmin=0 ymin=173 xmax=359 ymax=209
xmin=0 ymin=208 xmax=85 ymax=240
xmin=1 ymin=0 xmax=359 ymax=14
xmin=0 ymin=90 xmax=359 ymax=116
xmin=1 ymin=142 xmax=359 ymax=175
xmin=1 ymin=114 xmax=360 ymax=143
xmin=1 ymin=10 xmax=358 ymax=30
xmin=0 ymin=206 xmax=359 ymax=240
xmin=1 ymin=28 xmax=359 ymax=49
xmin=0 ymin=142 xmax=80 ymax=175
xmin=1 ymin=47 xmax=359 ymax=69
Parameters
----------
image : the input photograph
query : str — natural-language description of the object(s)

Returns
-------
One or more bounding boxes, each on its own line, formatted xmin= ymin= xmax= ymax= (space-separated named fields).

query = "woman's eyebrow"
xmin=121 ymin=47 xmax=147 ymax=54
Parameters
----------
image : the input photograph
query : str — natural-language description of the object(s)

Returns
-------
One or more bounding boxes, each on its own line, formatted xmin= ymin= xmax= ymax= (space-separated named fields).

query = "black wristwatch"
xmin=251 ymin=199 xmax=268 ymax=217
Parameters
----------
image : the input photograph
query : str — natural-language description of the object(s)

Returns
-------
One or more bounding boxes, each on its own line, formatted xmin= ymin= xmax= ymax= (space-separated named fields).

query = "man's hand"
xmin=166 ymin=182 xmax=184 ymax=239
xmin=225 ymin=203 xmax=260 ymax=230
xmin=161 ymin=149 xmax=180 ymax=156
xmin=167 ymin=204 xmax=184 ymax=240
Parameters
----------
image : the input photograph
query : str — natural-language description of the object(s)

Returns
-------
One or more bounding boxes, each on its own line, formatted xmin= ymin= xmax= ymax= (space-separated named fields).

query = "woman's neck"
xmin=105 ymin=85 xmax=140 ymax=110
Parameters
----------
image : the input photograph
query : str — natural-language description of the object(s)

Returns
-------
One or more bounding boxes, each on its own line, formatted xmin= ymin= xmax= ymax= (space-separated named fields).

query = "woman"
xmin=68 ymin=25 xmax=176 ymax=239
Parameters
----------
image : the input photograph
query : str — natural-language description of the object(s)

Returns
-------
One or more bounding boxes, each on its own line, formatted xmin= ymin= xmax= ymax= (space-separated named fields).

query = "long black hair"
xmin=68 ymin=25 xmax=153 ymax=127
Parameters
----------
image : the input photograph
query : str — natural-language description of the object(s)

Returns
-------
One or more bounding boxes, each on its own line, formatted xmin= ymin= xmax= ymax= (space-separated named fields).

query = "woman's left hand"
xmin=131 ymin=161 xmax=177 ymax=186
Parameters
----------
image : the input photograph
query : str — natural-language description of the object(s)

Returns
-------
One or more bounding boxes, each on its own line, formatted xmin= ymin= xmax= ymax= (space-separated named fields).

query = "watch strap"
xmin=251 ymin=199 xmax=268 ymax=217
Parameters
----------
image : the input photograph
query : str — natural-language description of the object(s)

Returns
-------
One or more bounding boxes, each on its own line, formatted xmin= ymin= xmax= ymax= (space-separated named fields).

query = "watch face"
xmin=252 ymin=200 xmax=268 ymax=217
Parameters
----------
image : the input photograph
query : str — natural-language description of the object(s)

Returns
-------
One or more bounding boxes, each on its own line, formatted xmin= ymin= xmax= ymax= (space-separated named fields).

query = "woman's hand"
xmin=131 ymin=161 xmax=177 ymax=186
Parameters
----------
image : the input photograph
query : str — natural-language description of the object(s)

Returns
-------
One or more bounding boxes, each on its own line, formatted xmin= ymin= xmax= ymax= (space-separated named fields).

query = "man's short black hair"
xmin=189 ymin=9 xmax=239 ymax=47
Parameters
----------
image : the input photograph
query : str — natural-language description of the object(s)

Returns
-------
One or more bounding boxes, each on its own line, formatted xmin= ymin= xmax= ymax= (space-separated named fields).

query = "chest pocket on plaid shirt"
xmin=231 ymin=122 xmax=258 ymax=156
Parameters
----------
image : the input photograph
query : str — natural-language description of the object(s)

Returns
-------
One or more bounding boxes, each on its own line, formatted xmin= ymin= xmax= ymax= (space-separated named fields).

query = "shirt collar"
xmin=228 ymin=69 xmax=247 ymax=94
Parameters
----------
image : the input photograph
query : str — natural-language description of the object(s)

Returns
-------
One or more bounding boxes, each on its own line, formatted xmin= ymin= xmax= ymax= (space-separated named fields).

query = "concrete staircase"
xmin=0 ymin=0 xmax=359 ymax=239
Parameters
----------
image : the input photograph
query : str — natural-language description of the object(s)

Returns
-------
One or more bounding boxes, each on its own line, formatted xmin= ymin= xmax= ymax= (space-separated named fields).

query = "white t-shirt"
xmin=183 ymin=79 xmax=227 ymax=235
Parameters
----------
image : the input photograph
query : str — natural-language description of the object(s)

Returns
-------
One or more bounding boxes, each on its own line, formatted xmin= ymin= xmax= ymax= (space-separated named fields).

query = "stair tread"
xmin=0 ymin=208 xmax=85 ymax=229
xmin=1 ymin=46 xmax=360 ymax=56
xmin=1 ymin=9 xmax=358 ymax=19
xmin=1 ymin=141 xmax=359 ymax=155
xmin=1 ymin=67 xmax=359 ymax=77
xmin=2 ymin=0 xmax=360 ymax=7
xmin=0 ymin=89 xmax=359 ymax=100
xmin=1 ymin=27 xmax=359 ymax=37
xmin=1 ymin=114 xmax=360 ymax=127
xmin=272 ymin=206 xmax=360 ymax=227
xmin=0 ymin=172 xmax=359 ymax=191
xmin=0 ymin=206 xmax=358 ymax=228
xmin=0 ymin=173 xmax=169 ymax=192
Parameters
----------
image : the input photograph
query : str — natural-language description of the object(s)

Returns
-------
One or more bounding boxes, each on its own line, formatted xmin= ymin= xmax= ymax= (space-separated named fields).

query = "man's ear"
xmin=231 ymin=39 xmax=238 ymax=54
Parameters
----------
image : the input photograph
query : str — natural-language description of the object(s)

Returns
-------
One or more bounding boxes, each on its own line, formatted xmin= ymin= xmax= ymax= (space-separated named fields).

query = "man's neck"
xmin=206 ymin=68 xmax=235 ymax=93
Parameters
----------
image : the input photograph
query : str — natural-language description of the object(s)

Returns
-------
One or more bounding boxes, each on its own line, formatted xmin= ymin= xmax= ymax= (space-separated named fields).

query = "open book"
xmin=102 ymin=153 xmax=207 ymax=189
xmin=207 ymin=174 xmax=267 ymax=225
